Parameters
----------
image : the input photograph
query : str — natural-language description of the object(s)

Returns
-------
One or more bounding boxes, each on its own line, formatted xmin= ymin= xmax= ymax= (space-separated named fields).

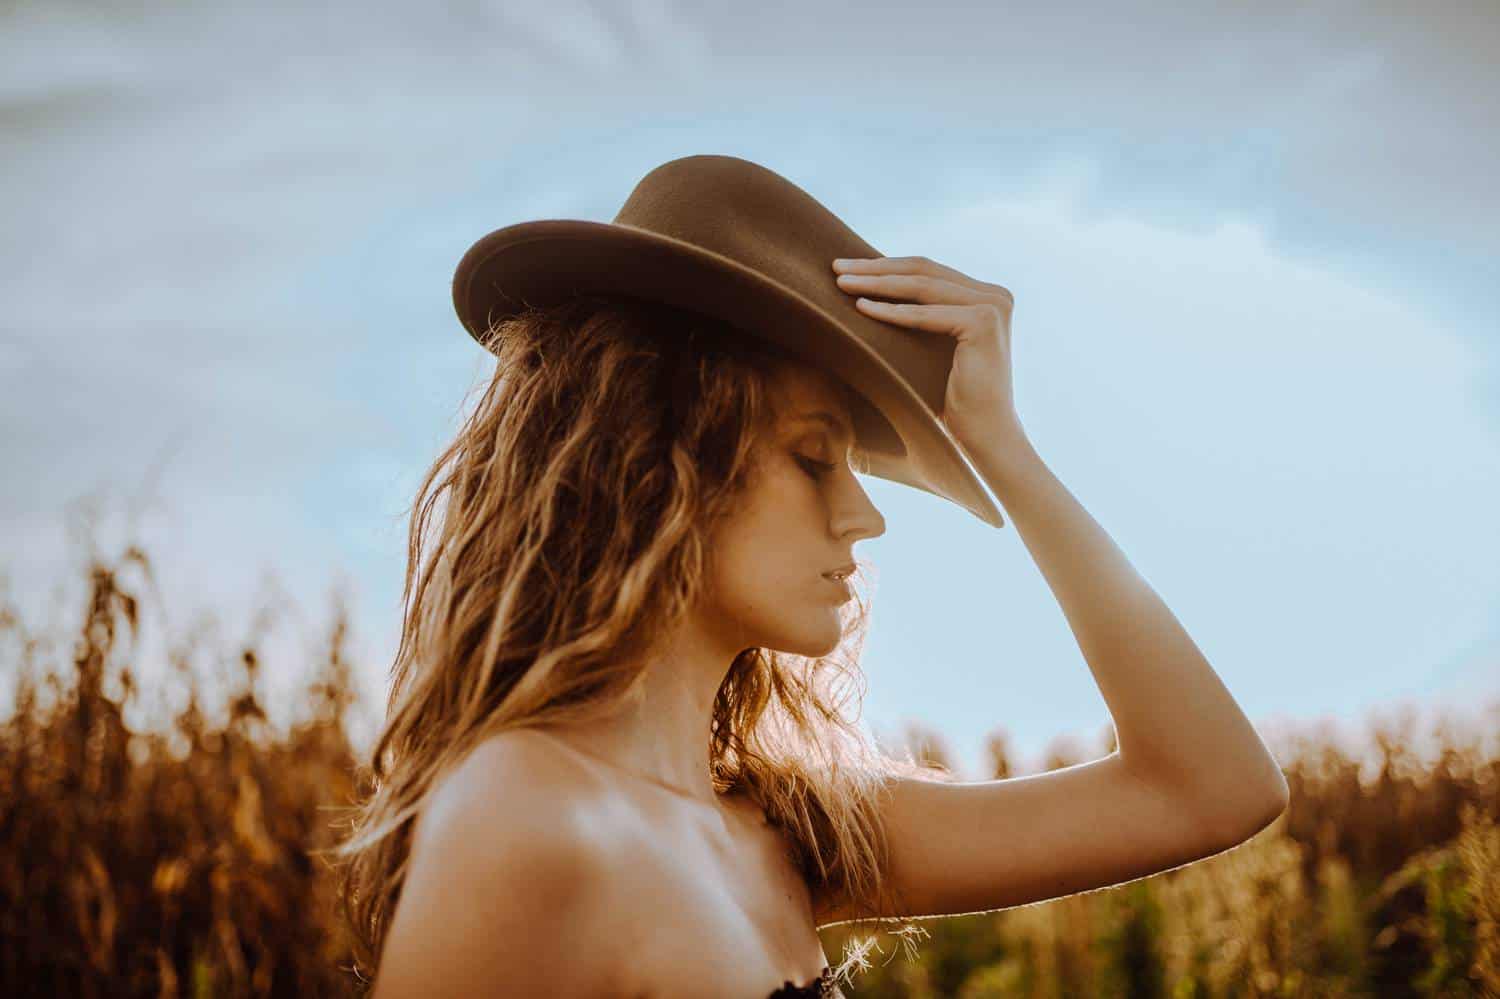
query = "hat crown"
xmin=605 ymin=156 xmax=952 ymax=440
xmin=613 ymin=155 xmax=877 ymax=307
xmin=449 ymin=153 xmax=1006 ymax=528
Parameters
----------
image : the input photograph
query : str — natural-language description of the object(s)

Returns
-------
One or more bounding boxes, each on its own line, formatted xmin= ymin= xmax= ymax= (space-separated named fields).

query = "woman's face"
xmin=703 ymin=363 xmax=886 ymax=658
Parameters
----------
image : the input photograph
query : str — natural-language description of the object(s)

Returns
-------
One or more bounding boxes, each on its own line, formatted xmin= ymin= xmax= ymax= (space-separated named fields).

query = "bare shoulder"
xmin=416 ymin=729 xmax=614 ymax=853
xmin=372 ymin=732 xmax=625 ymax=998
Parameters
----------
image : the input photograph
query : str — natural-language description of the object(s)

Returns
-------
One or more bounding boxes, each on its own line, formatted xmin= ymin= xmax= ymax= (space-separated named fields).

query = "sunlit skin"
xmin=373 ymin=254 xmax=1291 ymax=998
xmin=369 ymin=361 xmax=883 ymax=999
xmin=526 ymin=363 xmax=884 ymax=809
xmin=701 ymin=365 xmax=885 ymax=662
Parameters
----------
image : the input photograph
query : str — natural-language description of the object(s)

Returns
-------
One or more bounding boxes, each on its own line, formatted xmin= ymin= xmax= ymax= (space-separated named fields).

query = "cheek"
xmin=715 ymin=558 xmax=792 ymax=609
xmin=706 ymin=472 xmax=831 ymax=615
xmin=702 ymin=550 xmax=843 ymax=656
xmin=707 ymin=552 xmax=820 ymax=621
xmin=738 ymin=568 xmax=843 ymax=635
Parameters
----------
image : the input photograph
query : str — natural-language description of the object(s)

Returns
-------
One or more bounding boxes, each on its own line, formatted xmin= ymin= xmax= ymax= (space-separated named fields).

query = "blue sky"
xmin=4 ymin=1 xmax=1497 ymax=777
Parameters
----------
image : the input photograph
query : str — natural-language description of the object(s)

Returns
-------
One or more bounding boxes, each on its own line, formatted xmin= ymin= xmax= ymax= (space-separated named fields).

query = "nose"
xmin=830 ymin=471 xmax=885 ymax=543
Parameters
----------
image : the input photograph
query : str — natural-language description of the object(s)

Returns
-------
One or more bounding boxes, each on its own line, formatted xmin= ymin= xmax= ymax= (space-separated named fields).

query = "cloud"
xmin=4 ymin=0 xmax=1496 ymax=766
xmin=857 ymin=175 xmax=1500 ymax=768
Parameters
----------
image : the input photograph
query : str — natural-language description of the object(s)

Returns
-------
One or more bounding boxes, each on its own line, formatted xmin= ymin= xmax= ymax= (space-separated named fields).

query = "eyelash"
xmin=795 ymin=455 xmax=838 ymax=478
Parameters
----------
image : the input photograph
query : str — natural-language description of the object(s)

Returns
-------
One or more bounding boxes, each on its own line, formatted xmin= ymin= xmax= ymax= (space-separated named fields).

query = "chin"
xmin=778 ymin=614 xmax=844 ymax=658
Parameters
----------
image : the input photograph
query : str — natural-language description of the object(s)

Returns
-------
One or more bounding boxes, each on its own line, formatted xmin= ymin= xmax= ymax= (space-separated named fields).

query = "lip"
xmin=822 ymin=562 xmax=856 ymax=580
xmin=822 ymin=574 xmax=853 ymax=601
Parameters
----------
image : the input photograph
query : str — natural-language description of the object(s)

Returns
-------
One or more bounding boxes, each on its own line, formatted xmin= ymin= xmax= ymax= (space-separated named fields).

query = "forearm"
xmin=967 ymin=428 xmax=1289 ymax=838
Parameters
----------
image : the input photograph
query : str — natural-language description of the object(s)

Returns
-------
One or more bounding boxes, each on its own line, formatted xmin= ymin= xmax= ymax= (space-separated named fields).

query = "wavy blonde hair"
xmin=329 ymin=293 xmax=948 ymax=985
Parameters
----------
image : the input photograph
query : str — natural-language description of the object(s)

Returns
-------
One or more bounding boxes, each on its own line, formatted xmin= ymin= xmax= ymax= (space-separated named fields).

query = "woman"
xmin=333 ymin=155 xmax=1290 ymax=997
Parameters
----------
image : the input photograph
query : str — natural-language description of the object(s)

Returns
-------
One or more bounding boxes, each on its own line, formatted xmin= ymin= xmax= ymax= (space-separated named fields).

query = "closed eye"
xmin=795 ymin=455 xmax=838 ymax=478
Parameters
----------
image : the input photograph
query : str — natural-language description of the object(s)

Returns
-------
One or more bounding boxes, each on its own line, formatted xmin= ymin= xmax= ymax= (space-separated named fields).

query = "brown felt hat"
xmin=451 ymin=153 xmax=1005 ymax=529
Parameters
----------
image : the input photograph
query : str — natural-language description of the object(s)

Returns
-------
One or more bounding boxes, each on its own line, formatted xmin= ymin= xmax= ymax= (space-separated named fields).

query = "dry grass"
xmin=0 ymin=545 xmax=360 ymax=997
xmin=1 ymin=540 xmax=1496 ymax=997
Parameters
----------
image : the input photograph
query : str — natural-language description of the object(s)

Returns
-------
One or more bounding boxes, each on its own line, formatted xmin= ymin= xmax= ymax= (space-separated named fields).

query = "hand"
xmin=832 ymin=255 xmax=1025 ymax=454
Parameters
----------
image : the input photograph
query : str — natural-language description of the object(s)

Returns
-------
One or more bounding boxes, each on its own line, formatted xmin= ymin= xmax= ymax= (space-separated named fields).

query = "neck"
xmin=537 ymin=616 xmax=746 ymax=808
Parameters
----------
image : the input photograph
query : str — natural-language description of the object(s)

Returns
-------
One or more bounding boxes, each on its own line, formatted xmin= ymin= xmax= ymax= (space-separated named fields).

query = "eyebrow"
xmin=790 ymin=409 xmax=855 ymax=444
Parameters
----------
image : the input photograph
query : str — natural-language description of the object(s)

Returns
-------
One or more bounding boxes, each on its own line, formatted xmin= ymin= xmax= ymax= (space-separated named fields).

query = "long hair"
xmin=328 ymin=293 xmax=948 ymax=984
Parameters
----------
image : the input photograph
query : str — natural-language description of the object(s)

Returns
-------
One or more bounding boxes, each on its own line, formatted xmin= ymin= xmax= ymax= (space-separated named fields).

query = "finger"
xmin=833 ymin=255 xmax=957 ymax=278
xmin=836 ymin=271 xmax=996 ymax=308
xmin=852 ymin=299 xmax=1002 ymax=336
xmin=833 ymin=255 xmax=1012 ymax=304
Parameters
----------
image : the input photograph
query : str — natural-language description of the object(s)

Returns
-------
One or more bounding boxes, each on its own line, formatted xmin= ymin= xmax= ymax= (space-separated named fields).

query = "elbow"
xmin=1256 ymin=763 xmax=1292 ymax=828
xmin=1212 ymin=776 xmax=1290 ymax=849
xmin=1221 ymin=747 xmax=1291 ymax=843
xmin=1251 ymin=780 xmax=1290 ymax=834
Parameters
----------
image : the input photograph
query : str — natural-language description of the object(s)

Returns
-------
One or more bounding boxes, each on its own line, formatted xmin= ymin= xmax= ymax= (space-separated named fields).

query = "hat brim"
xmin=452 ymin=219 xmax=1005 ymax=529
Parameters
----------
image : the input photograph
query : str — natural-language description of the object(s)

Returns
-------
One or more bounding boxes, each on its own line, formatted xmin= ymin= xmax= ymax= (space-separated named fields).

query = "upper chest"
xmin=595 ymin=790 xmax=832 ymax=998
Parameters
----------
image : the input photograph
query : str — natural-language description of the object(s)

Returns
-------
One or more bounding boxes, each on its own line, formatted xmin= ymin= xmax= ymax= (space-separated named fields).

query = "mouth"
xmin=821 ymin=573 xmax=853 ymax=602
xmin=822 ymin=562 xmax=856 ymax=582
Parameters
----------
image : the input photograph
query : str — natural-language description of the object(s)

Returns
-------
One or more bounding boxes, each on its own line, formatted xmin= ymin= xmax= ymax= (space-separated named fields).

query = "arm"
xmin=967 ymin=428 xmax=1289 ymax=841
xmin=814 ymin=436 xmax=1288 ymax=926
xmin=822 ymin=254 xmax=1287 ymax=926
xmin=835 ymin=252 xmax=1286 ymax=836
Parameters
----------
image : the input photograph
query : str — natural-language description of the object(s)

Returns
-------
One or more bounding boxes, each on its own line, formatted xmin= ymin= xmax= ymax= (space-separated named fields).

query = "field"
xmin=2 ymin=544 xmax=1496 ymax=997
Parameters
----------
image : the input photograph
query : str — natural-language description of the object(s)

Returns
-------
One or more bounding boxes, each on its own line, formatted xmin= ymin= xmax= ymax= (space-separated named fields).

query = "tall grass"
xmin=1 ymin=540 xmax=1495 ymax=997
xmin=0 ymin=545 xmax=360 ymax=996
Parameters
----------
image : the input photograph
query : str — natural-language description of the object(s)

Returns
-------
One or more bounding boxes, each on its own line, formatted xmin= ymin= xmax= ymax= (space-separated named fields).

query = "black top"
xmin=767 ymin=964 xmax=840 ymax=998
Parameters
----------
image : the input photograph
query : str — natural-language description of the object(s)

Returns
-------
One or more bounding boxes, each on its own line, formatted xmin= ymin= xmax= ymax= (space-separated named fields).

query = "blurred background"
xmin=3 ymin=2 xmax=1498 ymax=996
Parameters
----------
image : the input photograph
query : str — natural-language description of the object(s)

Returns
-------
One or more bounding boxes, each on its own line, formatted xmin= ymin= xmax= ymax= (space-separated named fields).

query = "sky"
xmin=3 ymin=0 xmax=1498 ymax=779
